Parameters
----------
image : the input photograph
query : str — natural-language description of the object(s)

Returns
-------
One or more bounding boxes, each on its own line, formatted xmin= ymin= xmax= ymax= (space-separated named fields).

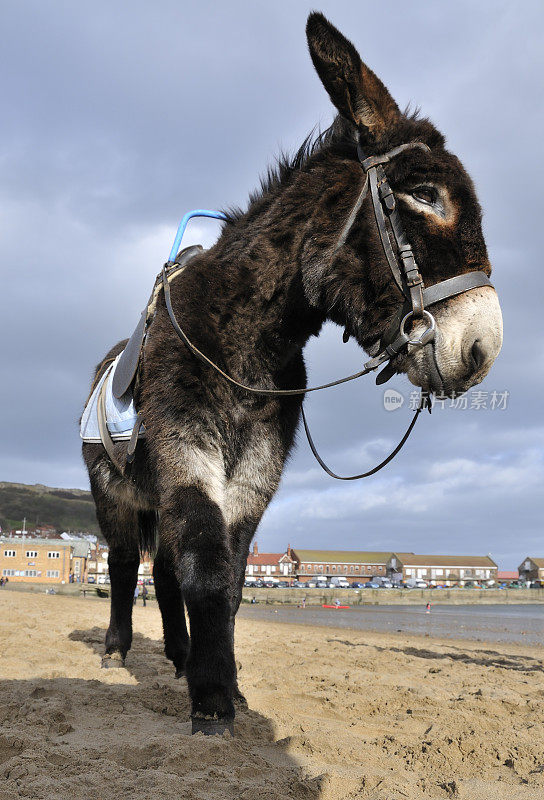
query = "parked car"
xmin=350 ymin=582 xmax=365 ymax=588
xmin=292 ymin=580 xmax=305 ymax=588
xmin=329 ymin=577 xmax=350 ymax=588
xmin=276 ymin=581 xmax=290 ymax=588
xmin=378 ymin=580 xmax=394 ymax=589
xmin=263 ymin=580 xmax=277 ymax=588
xmin=404 ymin=579 xmax=428 ymax=589
xmin=364 ymin=581 xmax=381 ymax=589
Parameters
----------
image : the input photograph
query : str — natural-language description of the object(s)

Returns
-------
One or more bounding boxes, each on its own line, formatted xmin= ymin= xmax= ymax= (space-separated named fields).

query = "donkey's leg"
xmin=228 ymin=517 xmax=259 ymax=707
xmin=92 ymin=494 xmax=140 ymax=668
xmin=161 ymin=484 xmax=235 ymax=735
xmin=224 ymin=428 xmax=284 ymax=704
xmin=153 ymin=541 xmax=189 ymax=678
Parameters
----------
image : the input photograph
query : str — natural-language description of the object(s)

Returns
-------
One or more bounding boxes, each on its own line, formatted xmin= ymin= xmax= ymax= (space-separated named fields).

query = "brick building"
xmin=292 ymin=550 xmax=391 ymax=583
xmin=387 ymin=553 xmax=497 ymax=585
xmin=245 ymin=543 xmax=296 ymax=580
xmin=518 ymin=557 xmax=544 ymax=583
xmin=0 ymin=537 xmax=90 ymax=583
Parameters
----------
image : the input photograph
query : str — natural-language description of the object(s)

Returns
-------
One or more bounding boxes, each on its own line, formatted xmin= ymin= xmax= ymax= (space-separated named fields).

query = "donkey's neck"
xmin=212 ymin=153 xmax=373 ymax=370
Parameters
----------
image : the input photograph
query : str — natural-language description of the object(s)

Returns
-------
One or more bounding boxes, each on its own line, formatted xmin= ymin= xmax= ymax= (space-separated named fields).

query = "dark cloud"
xmin=1 ymin=0 xmax=542 ymax=567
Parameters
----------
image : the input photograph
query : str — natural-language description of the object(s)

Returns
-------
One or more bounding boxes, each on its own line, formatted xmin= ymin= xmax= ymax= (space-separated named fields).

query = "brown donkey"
xmin=82 ymin=13 xmax=503 ymax=735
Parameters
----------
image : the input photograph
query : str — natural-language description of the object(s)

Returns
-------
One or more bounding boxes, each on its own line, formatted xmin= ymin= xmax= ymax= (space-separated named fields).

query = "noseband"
xmin=105 ymin=141 xmax=494 ymax=480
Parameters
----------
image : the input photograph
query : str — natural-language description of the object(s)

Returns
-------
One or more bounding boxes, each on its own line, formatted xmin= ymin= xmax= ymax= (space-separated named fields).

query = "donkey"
xmin=82 ymin=13 xmax=503 ymax=735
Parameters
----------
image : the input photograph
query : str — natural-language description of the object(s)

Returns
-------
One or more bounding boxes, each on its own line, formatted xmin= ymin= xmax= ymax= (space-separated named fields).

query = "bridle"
xmin=157 ymin=141 xmax=493 ymax=478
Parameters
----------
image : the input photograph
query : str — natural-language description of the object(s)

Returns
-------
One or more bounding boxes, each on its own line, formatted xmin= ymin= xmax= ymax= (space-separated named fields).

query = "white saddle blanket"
xmin=80 ymin=353 xmax=144 ymax=443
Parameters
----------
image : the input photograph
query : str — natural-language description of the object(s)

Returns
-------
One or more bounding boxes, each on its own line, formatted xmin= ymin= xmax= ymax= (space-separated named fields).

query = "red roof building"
xmin=245 ymin=543 xmax=296 ymax=580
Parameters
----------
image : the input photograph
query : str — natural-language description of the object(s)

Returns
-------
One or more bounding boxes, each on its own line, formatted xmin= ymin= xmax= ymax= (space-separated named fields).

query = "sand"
xmin=0 ymin=591 xmax=542 ymax=800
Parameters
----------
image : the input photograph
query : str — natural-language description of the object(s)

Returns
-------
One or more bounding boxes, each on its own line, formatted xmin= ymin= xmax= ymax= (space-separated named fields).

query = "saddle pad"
xmin=80 ymin=353 xmax=144 ymax=443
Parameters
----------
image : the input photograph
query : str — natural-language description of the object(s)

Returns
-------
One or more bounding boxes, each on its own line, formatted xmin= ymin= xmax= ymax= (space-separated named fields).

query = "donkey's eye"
xmin=412 ymin=186 xmax=437 ymax=205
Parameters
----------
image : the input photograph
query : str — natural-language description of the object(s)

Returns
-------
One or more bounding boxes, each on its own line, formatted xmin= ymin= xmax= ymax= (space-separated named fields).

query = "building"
xmin=86 ymin=542 xmax=109 ymax=582
xmin=138 ymin=555 xmax=154 ymax=582
xmin=292 ymin=550 xmax=391 ymax=583
xmin=387 ymin=553 xmax=498 ymax=585
xmin=496 ymin=570 xmax=519 ymax=585
xmin=70 ymin=540 xmax=91 ymax=582
xmin=245 ymin=543 xmax=296 ymax=580
xmin=0 ymin=537 xmax=90 ymax=583
xmin=518 ymin=557 xmax=544 ymax=583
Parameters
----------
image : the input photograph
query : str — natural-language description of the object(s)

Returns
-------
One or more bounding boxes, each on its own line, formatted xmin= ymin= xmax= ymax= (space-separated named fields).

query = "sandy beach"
xmin=0 ymin=591 xmax=542 ymax=800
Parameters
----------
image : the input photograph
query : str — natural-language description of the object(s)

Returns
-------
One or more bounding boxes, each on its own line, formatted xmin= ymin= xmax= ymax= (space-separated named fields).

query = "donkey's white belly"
xmin=80 ymin=353 xmax=144 ymax=443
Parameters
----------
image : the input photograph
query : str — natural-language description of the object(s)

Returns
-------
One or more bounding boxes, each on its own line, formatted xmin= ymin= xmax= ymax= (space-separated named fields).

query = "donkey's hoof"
xmin=175 ymin=668 xmax=185 ymax=679
xmin=191 ymin=717 xmax=234 ymax=736
xmin=101 ymin=653 xmax=125 ymax=669
xmin=233 ymin=689 xmax=248 ymax=708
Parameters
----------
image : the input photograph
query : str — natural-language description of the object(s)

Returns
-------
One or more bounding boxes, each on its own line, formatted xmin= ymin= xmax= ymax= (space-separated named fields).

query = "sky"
xmin=1 ymin=0 xmax=543 ymax=568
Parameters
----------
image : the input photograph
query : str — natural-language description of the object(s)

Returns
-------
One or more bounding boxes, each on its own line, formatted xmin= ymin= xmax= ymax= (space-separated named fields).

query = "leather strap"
xmin=126 ymin=412 xmax=144 ymax=464
xmin=422 ymin=271 xmax=492 ymax=306
xmin=97 ymin=369 xmax=124 ymax=474
xmin=162 ymin=264 xmax=375 ymax=396
xmin=301 ymin=403 xmax=423 ymax=480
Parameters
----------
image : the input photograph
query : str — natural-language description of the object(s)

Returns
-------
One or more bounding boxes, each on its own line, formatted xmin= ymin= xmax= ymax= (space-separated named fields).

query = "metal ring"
xmin=400 ymin=310 xmax=436 ymax=347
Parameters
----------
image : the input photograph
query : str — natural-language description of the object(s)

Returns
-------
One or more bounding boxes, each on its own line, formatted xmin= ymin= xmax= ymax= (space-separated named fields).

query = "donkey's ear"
xmin=306 ymin=12 xmax=400 ymax=135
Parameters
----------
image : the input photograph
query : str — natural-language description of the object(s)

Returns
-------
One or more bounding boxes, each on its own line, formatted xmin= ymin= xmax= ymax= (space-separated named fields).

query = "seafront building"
xmin=292 ymin=550 xmax=391 ymax=582
xmin=387 ymin=553 xmax=498 ymax=586
xmin=518 ymin=557 xmax=544 ymax=583
xmin=0 ymin=534 xmax=530 ymax=587
xmin=245 ymin=543 xmax=296 ymax=580
xmin=0 ymin=537 xmax=89 ymax=583
xmin=246 ymin=548 xmax=501 ymax=586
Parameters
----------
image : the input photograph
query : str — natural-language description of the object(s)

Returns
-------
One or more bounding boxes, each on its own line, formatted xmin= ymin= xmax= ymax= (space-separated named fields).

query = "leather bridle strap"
xmin=162 ymin=265 xmax=376 ymax=395
xmin=301 ymin=402 xmax=424 ymax=480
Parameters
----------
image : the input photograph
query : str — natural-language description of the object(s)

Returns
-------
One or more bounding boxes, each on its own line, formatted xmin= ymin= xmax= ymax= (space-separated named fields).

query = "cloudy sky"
xmin=1 ymin=1 xmax=542 ymax=568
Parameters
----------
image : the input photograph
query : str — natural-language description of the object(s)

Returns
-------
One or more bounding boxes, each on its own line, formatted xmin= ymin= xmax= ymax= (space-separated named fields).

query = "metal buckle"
xmin=400 ymin=310 xmax=436 ymax=346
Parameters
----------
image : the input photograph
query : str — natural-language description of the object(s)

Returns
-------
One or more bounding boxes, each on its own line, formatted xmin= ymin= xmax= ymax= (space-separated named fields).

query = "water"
xmin=237 ymin=603 xmax=544 ymax=646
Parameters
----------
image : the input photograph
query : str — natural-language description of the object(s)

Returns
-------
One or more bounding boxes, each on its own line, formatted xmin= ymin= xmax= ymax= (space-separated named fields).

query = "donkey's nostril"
xmin=470 ymin=339 xmax=486 ymax=372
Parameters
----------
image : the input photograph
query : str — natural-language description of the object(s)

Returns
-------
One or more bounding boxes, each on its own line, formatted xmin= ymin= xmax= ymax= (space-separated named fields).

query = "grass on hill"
xmin=0 ymin=482 xmax=98 ymax=536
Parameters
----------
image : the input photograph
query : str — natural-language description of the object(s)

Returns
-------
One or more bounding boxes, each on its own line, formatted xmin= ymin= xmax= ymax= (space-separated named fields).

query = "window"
xmin=46 ymin=570 xmax=60 ymax=578
xmin=332 ymin=565 xmax=336 ymax=572
xmin=3 ymin=550 xmax=16 ymax=558
xmin=355 ymin=566 xmax=359 ymax=572
xmin=349 ymin=566 xmax=354 ymax=574
xmin=48 ymin=552 xmax=60 ymax=559
xmin=2 ymin=569 xmax=16 ymax=576
xmin=26 ymin=550 xmax=38 ymax=558
xmin=24 ymin=570 xmax=37 ymax=577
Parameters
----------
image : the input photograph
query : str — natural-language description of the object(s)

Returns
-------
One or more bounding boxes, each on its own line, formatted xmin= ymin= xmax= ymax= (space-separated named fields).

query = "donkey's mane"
xmin=224 ymin=107 xmax=437 ymax=225
xmin=224 ymin=116 xmax=356 ymax=223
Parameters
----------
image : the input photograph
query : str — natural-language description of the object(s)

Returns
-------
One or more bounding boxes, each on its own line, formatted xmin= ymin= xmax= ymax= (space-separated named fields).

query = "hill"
xmin=0 ymin=482 xmax=98 ymax=535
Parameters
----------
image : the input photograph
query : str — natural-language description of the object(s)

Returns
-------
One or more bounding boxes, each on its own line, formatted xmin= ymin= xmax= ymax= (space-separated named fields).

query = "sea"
xmin=237 ymin=603 xmax=544 ymax=646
